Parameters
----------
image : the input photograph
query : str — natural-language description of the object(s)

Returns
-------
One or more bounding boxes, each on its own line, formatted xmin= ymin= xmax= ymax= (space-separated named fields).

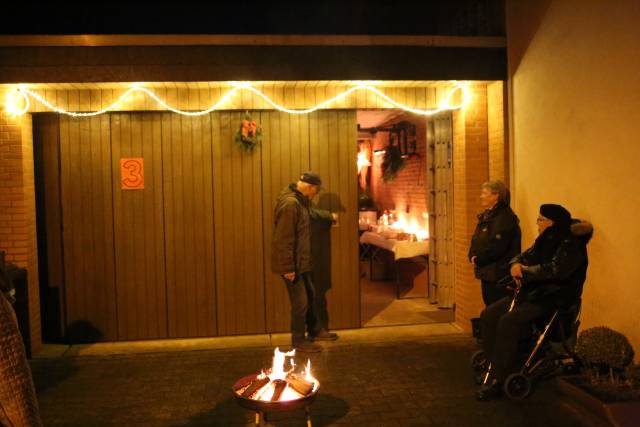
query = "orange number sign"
xmin=120 ymin=158 xmax=144 ymax=190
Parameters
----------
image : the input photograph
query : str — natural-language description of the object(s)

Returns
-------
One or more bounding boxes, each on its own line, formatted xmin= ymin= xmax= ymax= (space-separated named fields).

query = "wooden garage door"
xmin=51 ymin=110 xmax=357 ymax=340
xmin=59 ymin=115 xmax=119 ymax=340
xmin=59 ymin=113 xmax=221 ymax=340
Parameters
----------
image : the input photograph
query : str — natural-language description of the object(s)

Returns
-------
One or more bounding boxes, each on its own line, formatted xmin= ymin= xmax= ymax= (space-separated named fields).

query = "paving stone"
xmin=30 ymin=336 xmax=589 ymax=426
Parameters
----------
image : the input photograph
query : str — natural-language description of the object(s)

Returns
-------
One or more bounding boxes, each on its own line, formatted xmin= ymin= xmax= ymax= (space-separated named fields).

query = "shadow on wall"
xmin=64 ymin=320 xmax=103 ymax=344
xmin=507 ymin=0 xmax=553 ymax=75
xmin=318 ymin=193 xmax=346 ymax=213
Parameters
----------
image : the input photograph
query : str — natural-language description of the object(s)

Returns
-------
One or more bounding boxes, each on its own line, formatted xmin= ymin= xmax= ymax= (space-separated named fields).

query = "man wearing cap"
xmin=272 ymin=172 xmax=324 ymax=353
xmin=476 ymin=203 xmax=593 ymax=400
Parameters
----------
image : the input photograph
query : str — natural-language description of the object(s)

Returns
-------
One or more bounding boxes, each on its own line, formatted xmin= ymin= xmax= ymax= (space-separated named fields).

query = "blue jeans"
xmin=283 ymin=272 xmax=318 ymax=345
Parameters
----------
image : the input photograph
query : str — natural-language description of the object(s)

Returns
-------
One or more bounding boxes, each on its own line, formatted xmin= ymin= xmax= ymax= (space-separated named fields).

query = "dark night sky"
xmin=1 ymin=1 xmax=504 ymax=36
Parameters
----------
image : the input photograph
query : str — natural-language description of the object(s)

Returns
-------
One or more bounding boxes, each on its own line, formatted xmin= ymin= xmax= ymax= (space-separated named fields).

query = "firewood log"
xmin=270 ymin=379 xmax=287 ymax=401
xmin=234 ymin=376 xmax=255 ymax=391
xmin=240 ymin=377 xmax=270 ymax=398
xmin=285 ymin=373 xmax=314 ymax=396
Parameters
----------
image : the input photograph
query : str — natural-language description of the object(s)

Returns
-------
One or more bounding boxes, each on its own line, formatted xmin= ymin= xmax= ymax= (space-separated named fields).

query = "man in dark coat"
xmin=309 ymin=203 xmax=339 ymax=341
xmin=469 ymin=181 xmax=522 ymax=306
xmin=272 ymin=172 xmax=323 ymax=353
xmin=476 ymin=203 xmax=593 ymax=400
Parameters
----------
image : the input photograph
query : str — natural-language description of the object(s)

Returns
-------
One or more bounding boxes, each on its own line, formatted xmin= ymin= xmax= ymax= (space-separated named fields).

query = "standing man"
xmin=272 ymin=172 xmax=323 ymax=353
xmin=309 ymin=202 xmax=339 ymax=341
xmin=468 ymin=181 xmax=521 ymax=306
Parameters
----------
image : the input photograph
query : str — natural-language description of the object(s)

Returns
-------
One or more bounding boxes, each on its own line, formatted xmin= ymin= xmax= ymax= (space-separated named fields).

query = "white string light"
xmin=5 ymin=89 xmax=30 ymax=116
xmin=7 ymin=82 xmax=468 ymax=117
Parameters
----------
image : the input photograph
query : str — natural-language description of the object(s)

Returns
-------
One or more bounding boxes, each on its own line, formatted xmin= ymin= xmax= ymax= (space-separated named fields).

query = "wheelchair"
xmin=470 ymin=278 xmax=582 ymax=400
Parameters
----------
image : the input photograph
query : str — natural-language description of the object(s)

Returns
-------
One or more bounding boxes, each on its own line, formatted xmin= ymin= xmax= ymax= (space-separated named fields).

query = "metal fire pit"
xmin=232 ymin=373 xmax=319 ymax=426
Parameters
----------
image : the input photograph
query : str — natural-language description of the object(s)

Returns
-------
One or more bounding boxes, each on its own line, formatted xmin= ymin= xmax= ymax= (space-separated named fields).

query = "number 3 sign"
xmin=120 ymin=158 xmax=144 ymax=190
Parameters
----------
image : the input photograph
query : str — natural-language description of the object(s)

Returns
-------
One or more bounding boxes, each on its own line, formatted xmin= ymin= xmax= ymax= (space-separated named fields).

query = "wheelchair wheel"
xmin=471 ymin=350 xmax=488 ymax=372
xmin=504 ymin=373 xmax=532 ymax=400
xmin=471 ymin=350 xmax=489 ymax=385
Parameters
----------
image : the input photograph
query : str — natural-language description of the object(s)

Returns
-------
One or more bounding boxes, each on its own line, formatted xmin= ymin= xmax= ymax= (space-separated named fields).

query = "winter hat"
xmin=540 ymin=204 xmax=571 ymax=228
xmin=300 ymin=171 xmax=323 ymax=188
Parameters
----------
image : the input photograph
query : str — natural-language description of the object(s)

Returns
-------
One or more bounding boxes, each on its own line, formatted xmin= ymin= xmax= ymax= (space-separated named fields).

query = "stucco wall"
xmin=507 ymin=0 xmax=640 ymax=353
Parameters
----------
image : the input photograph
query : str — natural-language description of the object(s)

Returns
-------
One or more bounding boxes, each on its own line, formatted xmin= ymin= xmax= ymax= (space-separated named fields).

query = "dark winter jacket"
xmin=469 ymin=201 xmax=522 ymax=282
xmin=309 ymin=204 xmax=334 ymax=291
xmin=510 ymin=219 xmax=593 ymax=308
xmin=271 ymin=184 xmax=312 ymax=275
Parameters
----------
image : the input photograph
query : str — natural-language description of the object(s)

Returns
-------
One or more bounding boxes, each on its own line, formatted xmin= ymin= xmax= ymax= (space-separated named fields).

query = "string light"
xmin=6 ymin=82 xmax=468 ymax=117
xmin=5 ymin=88 xmax=30 ymax=116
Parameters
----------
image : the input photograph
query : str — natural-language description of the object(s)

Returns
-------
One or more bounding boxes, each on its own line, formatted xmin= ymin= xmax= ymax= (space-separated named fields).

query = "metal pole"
xmin=306 ymin=405 xmax=313 ymax=427
xmin=255 ymin=411 xmax=265 ymax=427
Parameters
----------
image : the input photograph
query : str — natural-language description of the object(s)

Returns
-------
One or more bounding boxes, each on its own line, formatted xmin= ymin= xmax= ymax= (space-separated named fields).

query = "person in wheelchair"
xmin=476 ymin=203 xmax=593 ymax=401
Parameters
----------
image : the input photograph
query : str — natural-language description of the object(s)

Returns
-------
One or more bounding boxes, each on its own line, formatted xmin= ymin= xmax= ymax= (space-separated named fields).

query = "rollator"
xmin=470 ymin=276 xmax=581 ymax=400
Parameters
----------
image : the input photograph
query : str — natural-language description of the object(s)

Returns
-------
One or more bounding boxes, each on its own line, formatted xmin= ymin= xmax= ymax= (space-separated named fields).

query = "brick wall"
xmin=487 ymin=81 xmax=508 ymax=183
xmin=369 ymin=115 xmax=428 ymax=221
xmin=453 ymin=83 xmax=490 ymax=332
xmin=0 ymin=88 xmax=41 ymax=352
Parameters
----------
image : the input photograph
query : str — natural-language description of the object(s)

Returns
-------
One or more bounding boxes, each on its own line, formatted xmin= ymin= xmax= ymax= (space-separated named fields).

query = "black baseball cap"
xmin=300 ymin=171 xmax=323 ymax=188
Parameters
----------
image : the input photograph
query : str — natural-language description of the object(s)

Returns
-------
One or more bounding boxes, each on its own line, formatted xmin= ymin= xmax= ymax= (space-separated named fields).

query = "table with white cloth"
xmin=359 ymin=231 xmax=429 ymax=299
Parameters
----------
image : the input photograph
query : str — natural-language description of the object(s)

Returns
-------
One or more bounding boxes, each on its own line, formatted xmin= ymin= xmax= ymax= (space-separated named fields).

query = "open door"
xmin=427 ymin=113 xmax=455 ymax=308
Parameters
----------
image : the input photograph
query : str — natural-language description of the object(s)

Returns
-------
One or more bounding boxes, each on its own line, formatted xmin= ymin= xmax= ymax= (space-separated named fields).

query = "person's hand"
xmin=510 ymin=263 xmax=523 ymax=280
xmin=283 ymin=272 xmax=296 ymax=281
xmin=471 ymin=256 xmax=477 ymax=265
xmin=331 ymin=213 xmax=338 ymax=222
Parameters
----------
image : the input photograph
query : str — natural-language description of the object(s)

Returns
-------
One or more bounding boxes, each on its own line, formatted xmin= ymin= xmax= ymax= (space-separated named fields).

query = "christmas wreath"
xmin=382 ymin=145 xmax=405 ymax=182
xmin=235 ymin=112 xmax=262 ymax=152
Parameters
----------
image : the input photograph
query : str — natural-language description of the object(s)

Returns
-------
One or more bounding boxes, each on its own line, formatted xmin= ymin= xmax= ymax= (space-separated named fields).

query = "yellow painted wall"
xmin=507 ymin=0 xmax=640 ymax=353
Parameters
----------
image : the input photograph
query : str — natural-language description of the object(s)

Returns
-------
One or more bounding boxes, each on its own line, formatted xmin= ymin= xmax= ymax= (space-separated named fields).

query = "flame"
xmin=387 ymin=212 xmax=429 ymax=241
xmin=270 ymin=347 xmax=296 ymax=380
xmin=279 ymin=385 xmax=302 ymax=401
xmin=244 ymin=348 xmax=319 ymax=402
xmin=304 ymin=359 xmax=313 ymax=382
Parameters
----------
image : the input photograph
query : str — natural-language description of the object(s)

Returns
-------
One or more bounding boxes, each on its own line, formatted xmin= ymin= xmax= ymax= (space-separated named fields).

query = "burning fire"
xmin=242 ymin=348 xmax=319 ymax=402
xmin=389 ymin=213 xmax=429 ymax=241
xmin=376 ymin=212 xmax=429 ymax=241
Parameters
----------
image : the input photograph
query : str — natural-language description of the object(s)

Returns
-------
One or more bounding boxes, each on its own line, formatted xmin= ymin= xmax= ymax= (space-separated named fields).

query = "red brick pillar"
xmin=453 ymin=82 xmax=489 ymax=333
xmin=0 ymin=92 xmax=42 ymax=353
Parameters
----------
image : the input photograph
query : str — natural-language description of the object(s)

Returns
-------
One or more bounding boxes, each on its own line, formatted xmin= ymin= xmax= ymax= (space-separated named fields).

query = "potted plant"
xmin=557 ymin=326 xmax=640 ymax=427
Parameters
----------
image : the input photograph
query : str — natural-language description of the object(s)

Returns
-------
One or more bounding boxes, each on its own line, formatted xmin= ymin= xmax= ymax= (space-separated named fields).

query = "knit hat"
xmin=540 ymin=204 xmax=571 ymax=227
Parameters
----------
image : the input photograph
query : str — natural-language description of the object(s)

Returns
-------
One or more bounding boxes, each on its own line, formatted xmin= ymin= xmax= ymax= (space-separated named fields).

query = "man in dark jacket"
xmin=469 ymin=181 xmax=521 ymax=306
xmin=476 ymin=204 xmax=593 ymax=400
xmin=272 ymin=172 xmax=323 ymax=353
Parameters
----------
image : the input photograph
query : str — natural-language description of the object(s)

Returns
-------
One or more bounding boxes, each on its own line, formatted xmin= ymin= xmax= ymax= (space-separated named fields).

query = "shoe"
xmin=309 ymin=329 xmax=338 ymax=341
xmin=476 ymin=380 xmax=502 ymax=401
xmin=293 ymin=340 xmax=322 ymax=353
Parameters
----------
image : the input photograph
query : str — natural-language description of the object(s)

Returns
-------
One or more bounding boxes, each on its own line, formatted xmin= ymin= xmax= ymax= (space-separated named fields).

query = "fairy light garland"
xmin=6 ymin=82 xmax=468 ymax=117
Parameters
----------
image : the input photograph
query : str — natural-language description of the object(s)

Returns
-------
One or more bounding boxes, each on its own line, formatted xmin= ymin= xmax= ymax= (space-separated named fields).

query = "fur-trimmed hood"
xmin=570 ymin=219 xmax=593 ymax=243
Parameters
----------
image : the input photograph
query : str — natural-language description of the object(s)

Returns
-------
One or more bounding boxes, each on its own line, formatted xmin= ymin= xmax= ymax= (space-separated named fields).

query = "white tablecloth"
xmin=359 ymin=231 xmax=429 ymax=260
